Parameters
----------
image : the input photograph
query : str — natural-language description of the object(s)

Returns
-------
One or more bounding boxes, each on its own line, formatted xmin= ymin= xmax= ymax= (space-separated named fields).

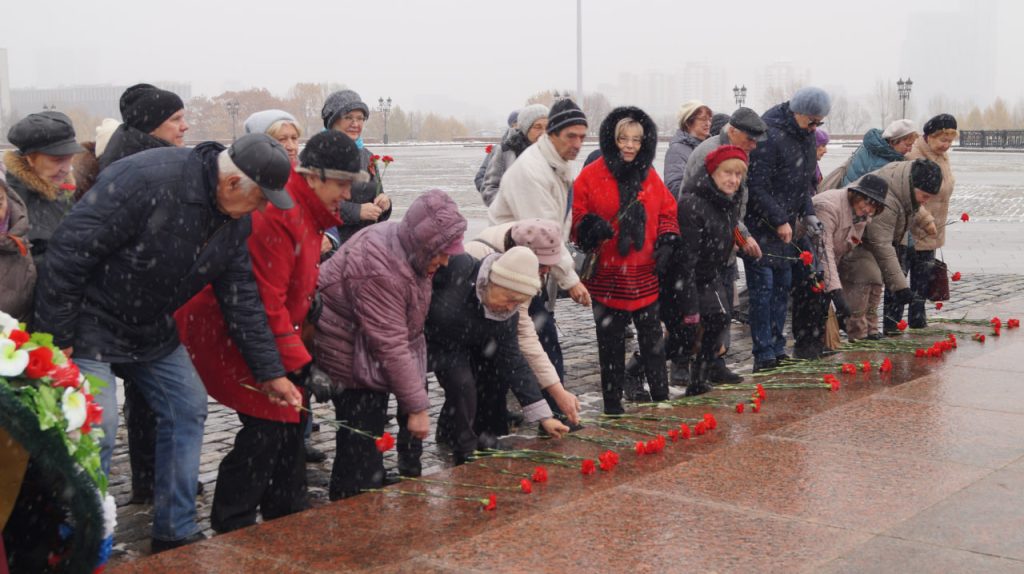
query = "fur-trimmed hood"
xmin=596 ymin=106 xmax=659 ymax=255
xmin=598 ymin=106 xmax=659 ymax=173
xmin=3 ymin=150 xmax=75 ymax=201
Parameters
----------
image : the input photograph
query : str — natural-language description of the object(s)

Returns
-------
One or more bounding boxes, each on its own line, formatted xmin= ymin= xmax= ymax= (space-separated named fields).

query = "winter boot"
xmin=669 ymin=358 xmax=691 ymax=387
xmin=685 ymin=360 xmax=714 ymax=396
xmin=602 ymin=388 xmax=625 ymax=415
xmin=623 ymin=352 xmax=651 ymax=402
xmin=707 ymin=357 xmax=743 ymax=384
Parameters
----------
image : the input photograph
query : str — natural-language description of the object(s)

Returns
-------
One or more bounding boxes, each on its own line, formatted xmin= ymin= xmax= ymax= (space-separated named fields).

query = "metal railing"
xmin=958 ymin=130 xmax=1024 ymax=149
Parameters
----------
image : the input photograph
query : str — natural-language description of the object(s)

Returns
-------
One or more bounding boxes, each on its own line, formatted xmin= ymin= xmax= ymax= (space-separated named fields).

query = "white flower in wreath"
xmin=102 ymin=494 xmax=117 ymax=537
xmin=0 ymin=338 xmax=29 ymax=377
xmin=62 ymin=386 xmax=88 ymax=433
xmin=0 ymin=310 xmax=18 ymax=338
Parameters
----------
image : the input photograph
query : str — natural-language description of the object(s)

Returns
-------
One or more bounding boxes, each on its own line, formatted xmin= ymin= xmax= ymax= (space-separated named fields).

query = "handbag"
xmin=567 ymin=242 xmax=599 ymax=282
xmin=824 ymin=307 xmax=842 ymax=350
xmin=927 ymin=257 xmax=951 ymax=302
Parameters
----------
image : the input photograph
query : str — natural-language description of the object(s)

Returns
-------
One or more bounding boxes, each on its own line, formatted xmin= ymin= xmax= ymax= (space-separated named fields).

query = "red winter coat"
xmin=572 ymin=158 xmax=679 ymax=311
xmin=175 ymin=170 xmax=341 ymax=422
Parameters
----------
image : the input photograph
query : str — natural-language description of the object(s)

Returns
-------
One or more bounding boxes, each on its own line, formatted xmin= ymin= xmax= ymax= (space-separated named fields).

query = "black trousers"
xmin=593 ymin=301 xmax=667 ymax=404
xmin=791 ymin=262 xmax=829 ymax=356
xmin=123 ymin=377 xmax=157 ymax=496
xmin=330 ymin=389 xmax=389 ymax=500
xmin=434 ymin=354 xmax=497 ymax=458
xmin=211 ymin=413 xmax=307 ymax=533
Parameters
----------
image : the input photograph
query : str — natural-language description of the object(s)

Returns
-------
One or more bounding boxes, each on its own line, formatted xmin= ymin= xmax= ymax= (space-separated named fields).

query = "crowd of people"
xmin=0 ymin=82 xmax=958 ymax=557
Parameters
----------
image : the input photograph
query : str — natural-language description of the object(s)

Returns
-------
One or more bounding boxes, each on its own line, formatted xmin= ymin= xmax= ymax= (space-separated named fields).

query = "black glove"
xmin=304 ymin=364 xmax=336 ymax=403
xmin=653 ymin=233 xmax=680 ymax=276
xmin=576 ymin=213 xmax=614 ymax=253
xmin=830 ymin=289 xmax=851 ymax=330
xmin=892 ymin=287 xmax=914 ymax=306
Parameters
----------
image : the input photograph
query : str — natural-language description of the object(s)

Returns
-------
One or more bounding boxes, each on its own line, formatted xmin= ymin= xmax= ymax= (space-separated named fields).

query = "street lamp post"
xmin=733 ymin=85 xmax=747 ymax=107
xmin=377 ymin=97 xmax=392 ymax=144
xmin=42 ymin=104 xmax=57 ymax=111
xmin=897 ymin=77 xmax=913 ymax=119
xmin=225 ymin=100 xmax=240 ymax=142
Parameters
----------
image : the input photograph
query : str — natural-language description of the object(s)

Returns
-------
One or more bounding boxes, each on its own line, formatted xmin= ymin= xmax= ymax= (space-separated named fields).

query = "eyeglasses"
xmin=807 ymin=119 xmax=826 ymax=127
xmin=616 ymin=136 xmax=642 ymax=146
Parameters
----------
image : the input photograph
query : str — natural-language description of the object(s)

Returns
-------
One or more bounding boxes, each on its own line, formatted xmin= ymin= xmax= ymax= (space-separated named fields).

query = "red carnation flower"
xmin=80 ymin=396 xmax=103 ymax=435
xmin=635 ymin=441 xmax=646 ymax=455
xmin=8 ymin=329 xmax=29 ymax=348
xmin=679 ymin=424 xmax=691 ymax=439
xmin=1008 ymin=318 xmax=1020 ymax=329
xmin=374 ymin=431 xmax=396 ymax=453
xmin=840 ymin=363 xmax=857 ymax=375
xmin=915 ymin=348 xmax=926 ymax=358
xmin=973 ymin=333 xmax=986 ymax=343
xmin=811 ymin=284 xmax=824 ymax=294
xmin=935 ymin=302 xmax=943 ymax=310
xmin=753 ymin=400 xmax=762 ymax=413
xmin=961 ymin=212 xmax=969 ymax=222
xmin=520 ymin=479 xmax=533 ymax=493
xmin=668 ymin=429 xmax=679 ymax=442
xmin=703 ymin=413 xmax=718 ymax=430
xmin=879 ymin=358 xmax=893 ymax=373
xmin=581 ymin=459 xmax=596 ymax=475
xmin=371 ymin=154 xmax=381 ymax=162
xmin=484 ymin=494 xmax=497 ymax=511
xmin=695 ymin=422 xmax=707 ymax=436
xmin=531 ymin=466 xmax=548 ymax=483
xmin=50 ymin=362 xmax=82 ymax=389
xmin=485 ymin=144 xmax=494 ymax=154
xmin=25 ymin=347 xmax=56 ymax=379
xmin=951 ymin=272 xmax=962 ymax=281
xmin=381 ymin=155 xmax=394 ymax=164
xmin=861 ymin=361 xmax=871 ymax=372
xmin=756 ymin=384 xmax=766 ymax=401
xmin=799 ymin=251 xmax=813 ymax=266
xmin=735 ymin=403 xmax=745 ymax=414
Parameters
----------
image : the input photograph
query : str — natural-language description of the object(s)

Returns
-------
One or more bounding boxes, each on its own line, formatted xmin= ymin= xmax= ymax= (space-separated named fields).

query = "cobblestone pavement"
xmin=108 ymin=269 xmax=1024 ymax=563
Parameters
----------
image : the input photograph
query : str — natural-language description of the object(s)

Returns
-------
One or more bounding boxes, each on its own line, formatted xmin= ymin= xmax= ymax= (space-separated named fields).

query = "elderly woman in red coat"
xmin=175 ymin=131 xmax=367 ymax=533
xmin=571 ymin=106 xmax=680 ymax=415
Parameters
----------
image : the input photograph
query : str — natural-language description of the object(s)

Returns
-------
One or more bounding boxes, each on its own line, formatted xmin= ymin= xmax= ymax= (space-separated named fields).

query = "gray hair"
xmin=217 ymin=149 xmax=257 ymax=194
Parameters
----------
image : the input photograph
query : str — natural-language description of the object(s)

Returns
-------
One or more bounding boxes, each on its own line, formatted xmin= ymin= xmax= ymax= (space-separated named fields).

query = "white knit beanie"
xmin=488 ymin=246 xmax=541 ymax=296
xmin=516 ymin=104 xmax=549 ymax=136
xmin=676 ymin=100 xmax=707 ymax=129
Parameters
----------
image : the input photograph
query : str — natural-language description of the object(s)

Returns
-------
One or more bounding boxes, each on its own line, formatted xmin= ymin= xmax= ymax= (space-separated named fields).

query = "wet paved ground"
xmin=106 ymin=145 xmax=1024 ymax=571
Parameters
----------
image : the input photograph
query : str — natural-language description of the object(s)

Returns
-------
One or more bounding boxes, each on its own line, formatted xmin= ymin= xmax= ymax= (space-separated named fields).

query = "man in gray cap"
xmin=35 ymin=133 xmax=300 ymax=553
xmin=675 ymin=108 xmax=768 ymax=385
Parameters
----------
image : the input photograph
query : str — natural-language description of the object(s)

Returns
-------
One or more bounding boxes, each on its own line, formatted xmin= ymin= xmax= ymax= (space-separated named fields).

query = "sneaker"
xmin=304 ymin=442 xmax=327 ymax=464
xmin=151 ymin=532 xmax=207 ymax=554
xmin=708 ymin=362 xmax=743 ymax=384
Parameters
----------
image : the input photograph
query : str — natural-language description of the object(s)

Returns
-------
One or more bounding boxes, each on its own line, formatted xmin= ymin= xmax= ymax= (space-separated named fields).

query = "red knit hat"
xmin=704 ymin=145 xmax=749 ymax=175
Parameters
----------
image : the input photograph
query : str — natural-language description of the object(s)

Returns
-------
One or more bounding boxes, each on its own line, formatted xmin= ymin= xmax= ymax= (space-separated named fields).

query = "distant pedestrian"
xmin=475 ymin=109 xmax=518 ymax=194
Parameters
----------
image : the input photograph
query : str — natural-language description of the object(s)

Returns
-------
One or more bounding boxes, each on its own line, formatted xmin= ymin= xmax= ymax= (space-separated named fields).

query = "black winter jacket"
xmin=425 ymin=254 xmax=543 ymax=409
xmin=97 ymin=123 xmax=172 ymax=172
xmin=665 ymin=172 xmax=740 ymax=320
xmin=34 ymin=143 xmax=285 ymax=380
xmin=744 ymin=102 xmax=817 ymax=267
xmin=333 ymin=147 xmax=393 ymax=246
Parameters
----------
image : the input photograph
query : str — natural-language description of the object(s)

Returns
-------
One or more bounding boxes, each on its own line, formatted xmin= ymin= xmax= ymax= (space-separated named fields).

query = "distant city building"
xmin=756 ymin=62 xmax=811 ymax=109
xmin=8 ymin=82 xmax=192 ymax=122
xmin=604 ymin=64 xmax=733 ymax=130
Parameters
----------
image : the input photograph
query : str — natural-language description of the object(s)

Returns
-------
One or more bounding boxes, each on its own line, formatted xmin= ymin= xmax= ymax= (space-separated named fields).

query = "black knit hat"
xmin=910 ymin=158 xmax=943 ymax=195
xmin=922 ymin=113 xmax=957 ymax=136
xmin=297 ymin=131 xmax=370 ymax=183
xmin=546 ymin=98 xmax=588 ymax=134
xmin=849 ymin=173 xmax=889 ymax=206
xmin=120 ymin=83 xmax=184 ymax=134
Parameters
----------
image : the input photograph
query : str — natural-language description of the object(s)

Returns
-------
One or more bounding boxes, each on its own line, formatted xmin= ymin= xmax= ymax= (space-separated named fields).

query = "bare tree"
xmin=873 ymin=80 xmax=897 ymax=128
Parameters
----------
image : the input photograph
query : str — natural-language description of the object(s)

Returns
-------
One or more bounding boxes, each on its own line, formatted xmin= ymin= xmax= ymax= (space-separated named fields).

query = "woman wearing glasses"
xmin=572 ymin=107 xmax=679 ymax=415
xmin=663 ymin=100 xmax=712 ymax=197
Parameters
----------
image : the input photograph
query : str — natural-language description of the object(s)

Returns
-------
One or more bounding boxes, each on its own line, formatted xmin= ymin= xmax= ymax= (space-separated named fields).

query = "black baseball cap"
xmin=729 ymin=107 xmax=768 ymax=142
xmin=228 ymin=133 xmax=294 ymax=210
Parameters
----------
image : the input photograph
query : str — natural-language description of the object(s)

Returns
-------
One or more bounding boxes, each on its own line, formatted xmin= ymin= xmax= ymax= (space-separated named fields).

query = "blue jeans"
xmin=744 ymin=261 xmax=792 ymax=364
xmin=76 ymin=344 xmax=208 ymax=541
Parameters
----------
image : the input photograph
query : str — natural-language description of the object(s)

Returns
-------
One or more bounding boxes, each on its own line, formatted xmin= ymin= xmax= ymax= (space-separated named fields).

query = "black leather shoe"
xmin=151 ymin=531 xmax=207 ymax=554
xmin=753 ymin=358 xmax=778 ymax=373
xmin=866 ymin=333 xmax=883 ymax=341
xmin=775 ymin=354 xmax=791 ymax=362
xmin=669 ymin=359 xmax=691 ymax=387
xmin=304 ymin=442 xmax=327 ymax=464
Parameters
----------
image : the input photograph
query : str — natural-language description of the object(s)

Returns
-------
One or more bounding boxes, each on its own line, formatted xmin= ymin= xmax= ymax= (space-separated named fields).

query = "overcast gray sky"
xmin=2 ymin=0 xmax=1019 ymax=121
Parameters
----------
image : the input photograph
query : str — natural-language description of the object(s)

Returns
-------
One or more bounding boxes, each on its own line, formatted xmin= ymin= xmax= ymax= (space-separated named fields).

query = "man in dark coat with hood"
xmin=34 ymin=134 xmax=302 ymax=553
xmin=742 ymin=87 xmax=831 ymax=371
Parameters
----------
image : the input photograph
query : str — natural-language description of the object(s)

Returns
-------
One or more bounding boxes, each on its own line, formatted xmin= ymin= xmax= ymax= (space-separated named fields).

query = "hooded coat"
xmin=176 ymin=170 xmax=342 ymax=422
xmin=34 ymin=143 xmax=284 ymax=382
xmin=841 ymin=128 xmax=905 ymax=186
xmin=0 ymin=186 xmax=37 ymax=321
xmin=663 ymin=165 xmax=740 ymax=322
xmin=314 ymin=189 xmax=466 ymax=414
xmin=663 ymin=129 xmax=704 ymax=197
xmin=424 ymin=253 xmax=549 ymax=421
xmin=571 ymin=107 xmax=679 ymax=311
xmin=743 ymin=102 xmax=818 ymax=268
xmin=906 ymin=136 xmax=955 ymax=251
xmin=3 ymin=151 xmax=75 ymax=269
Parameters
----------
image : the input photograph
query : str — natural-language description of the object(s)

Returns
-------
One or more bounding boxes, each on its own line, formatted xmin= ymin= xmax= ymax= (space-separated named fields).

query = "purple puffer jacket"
xmin=314 ymin=189 xmax=466 ymax=413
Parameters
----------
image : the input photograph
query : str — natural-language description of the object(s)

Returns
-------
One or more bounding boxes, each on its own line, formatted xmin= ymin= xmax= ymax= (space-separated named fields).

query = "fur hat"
xmin=546 ymin=99 xmax=587 ymax=134
xmin=705 ymin=145 xmax=749 ymax=175
xmin=910 ymin=158 xmax=943 ymax=195
xmin=119 ymin=83 xmax=184 ymax=134
xmin=510 ymin=219 xmax=562 ymax=265
xmin=245 ymin=109 xmax=298 ymax=136
xmin=489 ymin=246 xmax=541 ymax=296
xmin=516 ymin=104 xmax=549 ymax=136
xmin=923 ymin=114 xmax=957 ymax=136
xmin=882 ymin=119 xmax=917 ymax=140
xmin=321 ymin=90 xmax=371 ymax=130
xmin=296 ymin=131 xmax=370 ymax=183
xmin=789 ymin=87 xmax=832 ymax=117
